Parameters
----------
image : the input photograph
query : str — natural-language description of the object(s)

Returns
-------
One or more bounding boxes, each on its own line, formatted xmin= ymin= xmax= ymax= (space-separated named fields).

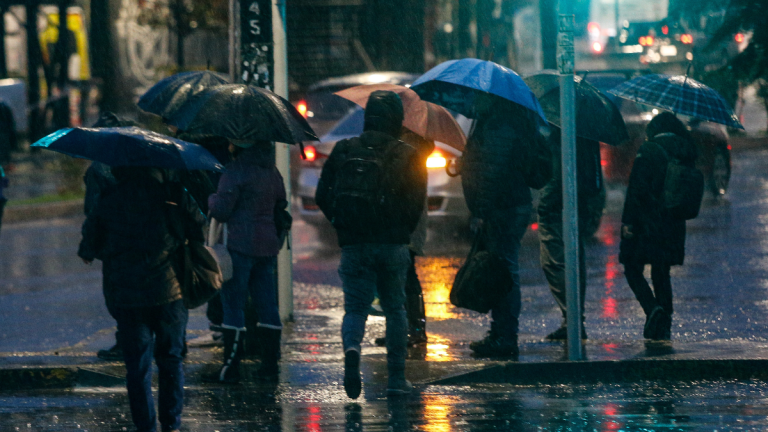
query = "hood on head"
xmin=364 ymin=90 xmax=404 ymax=138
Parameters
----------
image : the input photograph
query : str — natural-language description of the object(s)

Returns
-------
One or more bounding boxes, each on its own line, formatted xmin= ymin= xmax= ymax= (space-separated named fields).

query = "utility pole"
xmin=174 ymin=0 xmax=185 ymax=69
xmin=55 ymin=0 xmax=70 ymax=89
xmin=557 ymin=0 xmax=582 ymax=361
xmin=229 ymin=0 xmax=293 ymax=323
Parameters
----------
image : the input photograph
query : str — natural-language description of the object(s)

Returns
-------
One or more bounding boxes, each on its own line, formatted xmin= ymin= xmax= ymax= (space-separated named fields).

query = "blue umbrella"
xmin=31 ymin=126 xmax=225 ymax=172
xmin=138 ymin=71 xmax=229 ymax=119
xmin=411 ymin=58 xmax=548 ymax=124
xmin=608 ymin=74 xmax=743 ymax=129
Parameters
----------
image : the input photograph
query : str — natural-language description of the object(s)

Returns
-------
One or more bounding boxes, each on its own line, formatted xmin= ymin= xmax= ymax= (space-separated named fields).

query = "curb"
xmin=4 ymin=199 xmax=84 ymax=224
xmin=430 ymin=358 xmax=768 ymax=386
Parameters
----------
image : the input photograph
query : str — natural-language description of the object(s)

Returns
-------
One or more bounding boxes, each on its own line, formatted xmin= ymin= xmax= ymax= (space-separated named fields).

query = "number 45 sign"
xmin=240 ymin=0 xmax=273 ymax=88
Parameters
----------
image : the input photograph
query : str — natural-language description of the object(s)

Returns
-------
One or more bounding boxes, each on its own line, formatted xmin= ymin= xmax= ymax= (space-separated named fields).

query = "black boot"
xmin=405 ymin=290 xmax=427 ymax=345
xmin=255 ymin=326 xmax=281 ymax=380
xmin=203 ymin=326 xmax=245 ymax=384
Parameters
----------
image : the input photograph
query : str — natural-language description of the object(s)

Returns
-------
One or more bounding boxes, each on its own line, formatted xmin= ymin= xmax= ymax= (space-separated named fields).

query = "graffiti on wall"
xmin=115 ymin=0 xmax=171 ymax=87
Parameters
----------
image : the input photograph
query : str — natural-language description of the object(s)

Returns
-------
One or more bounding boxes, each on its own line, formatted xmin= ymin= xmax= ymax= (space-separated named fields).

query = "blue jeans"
xmin=221 ymin=251 xmax=281 ymax=329
xmin=483 ymin=205 xmax=531 ymax=338
xmin=113 ymin=300 xmax=187 ymax=432
xmin=339 ymin=244 xmax=410 ymax=371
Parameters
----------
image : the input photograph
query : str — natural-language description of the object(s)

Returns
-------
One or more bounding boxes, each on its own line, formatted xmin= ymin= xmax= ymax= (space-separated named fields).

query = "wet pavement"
xmin=4 ymin=147 xmax=768 ymax=429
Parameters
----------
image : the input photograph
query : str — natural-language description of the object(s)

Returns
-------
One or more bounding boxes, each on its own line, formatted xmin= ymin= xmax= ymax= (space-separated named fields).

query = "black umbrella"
xmin=138 ymin=71 xmax=229 ymax=119
xmin=524 ymin=71 xmax=629 ymax=146
xmin=167 ymin=84 xmax=318 ymax=143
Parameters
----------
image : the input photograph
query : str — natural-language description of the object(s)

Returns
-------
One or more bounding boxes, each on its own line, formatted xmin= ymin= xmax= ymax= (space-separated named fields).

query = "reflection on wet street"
xmin=4 ymin=380 xmax=768 ymax=430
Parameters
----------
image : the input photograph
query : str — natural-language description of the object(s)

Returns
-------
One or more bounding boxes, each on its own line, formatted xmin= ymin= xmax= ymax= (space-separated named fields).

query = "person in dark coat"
xmin=316 ymin=90 xmax=426 ymax=398
xmin=620 ymin=112 xmax=698 ymax=340
xmin=206 ymin=141 xmax=287 ymax=383
xmin=461 ymin=97 xmax=537 ymax=358
xmin=537 ymin=130 xmax=603 ymax=340
xmin=82 ymin=112 xmax=135 ymax=361
xmin=78 ymin=167 xmax=205 ymax=432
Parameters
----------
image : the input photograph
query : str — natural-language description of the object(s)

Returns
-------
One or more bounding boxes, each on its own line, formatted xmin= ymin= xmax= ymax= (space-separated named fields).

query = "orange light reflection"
xmin=422 ymin=394 xmax=453 ymax=432
xmin=417 ymin=257 xmax=463 ymax=320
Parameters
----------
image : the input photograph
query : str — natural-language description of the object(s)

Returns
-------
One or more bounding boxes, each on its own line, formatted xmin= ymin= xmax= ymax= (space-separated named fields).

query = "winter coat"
xmin=78 ymin=171 xmax=205 ymax=309
xmin=315 ymin=130 xmax=427 ymax=247
xmin=208 ymin=146 xmax=287 ymax=257
xmin=461 ymin=113 xmax=532 ymax=219
xmin=619 ymin=133 xmax=698 ymax=266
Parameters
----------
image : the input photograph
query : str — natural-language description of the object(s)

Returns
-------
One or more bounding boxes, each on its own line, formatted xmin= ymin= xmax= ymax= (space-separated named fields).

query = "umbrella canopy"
xmin=608 ymin=74 xmax=743 ymax=129
xmin=334 ymin=84 xmax=466 ymax=151
xmin=410 ymin=58 xmax=547 ymax=124
xmin=31 ymin=126 xmax=225 ymax=172
xmin=524 ymin=71 xmax=629 ymax=146
xmin=167 ymin=84 xmax=318 ymax=143
xmin=138 ymin=71 xmax=229 ymax=119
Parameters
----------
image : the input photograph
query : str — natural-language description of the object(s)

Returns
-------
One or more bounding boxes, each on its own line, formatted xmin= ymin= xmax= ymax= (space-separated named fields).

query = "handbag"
xmin=207 ymin=218 xmax=233 ymax=282
xmin=450 ymin=225 xmax=513 ymax=314
xmin=163 ymin=183 xmax=223 ymax=309
xmin=181 ymin=239 xmax=224 ymax=309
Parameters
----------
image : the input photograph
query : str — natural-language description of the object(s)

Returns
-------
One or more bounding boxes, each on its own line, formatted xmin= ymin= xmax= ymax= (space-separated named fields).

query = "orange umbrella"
xmin=335 ymin=83 xmax=466 ymax=151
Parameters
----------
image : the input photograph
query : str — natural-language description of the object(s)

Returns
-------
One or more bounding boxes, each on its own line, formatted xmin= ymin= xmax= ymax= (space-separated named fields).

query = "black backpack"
xmin=330 ymin=138 xmax=407 ymax=233
xmin=652 ymin=139 xmax=704 ymax=220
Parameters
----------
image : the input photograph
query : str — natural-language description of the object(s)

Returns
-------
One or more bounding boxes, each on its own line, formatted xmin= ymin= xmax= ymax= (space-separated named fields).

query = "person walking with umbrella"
xmin=78 ymin=166 xmax=205 ymax=432
xmin=620 ymin=112 xmax=698 ymax=340
xmin=205 ymin=140 xmax=288 ymax=383
xmin=523 ymin=72 xmax=628 ymax=340
xmin=411 ymin=59 xmax=550 ymax=357
xmin=315 ymin=90 xmax=427 ymax=398
xmin=33 ymin=126 xmax=221 ymax=432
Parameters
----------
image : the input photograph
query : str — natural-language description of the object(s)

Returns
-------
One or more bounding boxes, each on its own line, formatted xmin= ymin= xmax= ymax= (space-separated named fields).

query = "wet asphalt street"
xmin=4 ymin=147 xmax=768 ymax=430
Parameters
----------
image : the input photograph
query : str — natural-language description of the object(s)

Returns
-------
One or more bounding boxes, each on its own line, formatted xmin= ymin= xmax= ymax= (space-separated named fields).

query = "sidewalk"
xmin=4 ymin=143 xmax=768 ymax=394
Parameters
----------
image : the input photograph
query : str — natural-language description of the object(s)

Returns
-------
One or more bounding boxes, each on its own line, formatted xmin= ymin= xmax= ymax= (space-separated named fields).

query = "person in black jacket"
xmin=620 ymin=112 xmax=698 ymax=341
xmin=461 ymin=98 xmax=538 ymax=358
xmin=78 ymin=167 xmax=205 ymax=432
xmin=537 ymin=130 xmax=603 ymax=340
xmin=316 ymin=90 xmax=426 ymax=398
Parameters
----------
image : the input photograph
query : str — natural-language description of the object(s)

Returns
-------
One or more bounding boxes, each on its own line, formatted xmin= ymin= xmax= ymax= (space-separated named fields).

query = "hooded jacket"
xmin=315 ymin=91 xmax=426 ymax=247
xmin=619 ymin=132 xmax=698 ymax=266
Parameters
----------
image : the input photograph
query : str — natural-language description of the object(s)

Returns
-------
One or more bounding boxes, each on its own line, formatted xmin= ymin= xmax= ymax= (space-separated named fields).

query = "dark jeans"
xmin=483 ymin=205 xmax=531 ymax=338
xmin=113 ymin=300 xmax=188 ymax=432
xmin=624 ymin=261 xmax=673 ymax=316
xmin=221 ymin=251 xmax=281 ymax=329
xmin=538 ymin=213 xmax=587 ymax=323
xmin=339 ymin=243 xmax=410 ymax=371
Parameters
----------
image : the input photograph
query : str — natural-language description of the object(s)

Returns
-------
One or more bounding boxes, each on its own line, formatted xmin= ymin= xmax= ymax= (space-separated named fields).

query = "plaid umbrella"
xmin=608 ymin=74 xmax=743 ymax=129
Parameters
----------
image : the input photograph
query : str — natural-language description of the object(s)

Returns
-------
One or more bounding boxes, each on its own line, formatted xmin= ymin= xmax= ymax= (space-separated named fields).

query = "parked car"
xmin=296 ymin=106 xmax=472 ymax=236
xmin=584 ymin=71 xmax=732 ymax=196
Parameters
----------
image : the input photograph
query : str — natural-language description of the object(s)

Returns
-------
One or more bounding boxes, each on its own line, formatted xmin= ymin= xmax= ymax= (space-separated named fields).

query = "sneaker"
xmin=644 ymin=306 xmax=664 ymax=340
xmin=545 ymin=325 xmax=588 ymax=341
xmin=470 ymin=333 xmax=519 ymax=358
xmin=386 ymin=379 xmax=413 ymax=396
xmin=344 ymin=349 xmax=362 ymax=399
xmin=97 ymin=344 xmax=123 ymax=361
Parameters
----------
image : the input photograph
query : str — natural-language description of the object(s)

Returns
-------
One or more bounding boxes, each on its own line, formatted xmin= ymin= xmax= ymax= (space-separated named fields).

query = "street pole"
xmin=557 ymin=1 xmax=582 ymax=361
xmin=0 ymin=3 xmax=7 ymax=79
xmin=272 ymin=0 xmax=293 ymax=323
xmin=229 ymin=0 xmax=293 ymax=323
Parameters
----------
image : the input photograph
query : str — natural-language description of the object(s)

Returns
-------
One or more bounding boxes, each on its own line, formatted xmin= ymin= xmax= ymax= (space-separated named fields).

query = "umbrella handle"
xmin=446 ymin=157 xmax=461 ymax=177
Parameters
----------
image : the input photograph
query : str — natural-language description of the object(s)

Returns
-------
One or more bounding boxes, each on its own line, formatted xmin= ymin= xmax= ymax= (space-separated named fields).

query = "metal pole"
xmin=272 ymin=0 xmax=293 ymax=323
xmin=557 ymin=1 xmax=582 ymax=361
xmin=228 ymin=0 xmax=238 ymax=83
